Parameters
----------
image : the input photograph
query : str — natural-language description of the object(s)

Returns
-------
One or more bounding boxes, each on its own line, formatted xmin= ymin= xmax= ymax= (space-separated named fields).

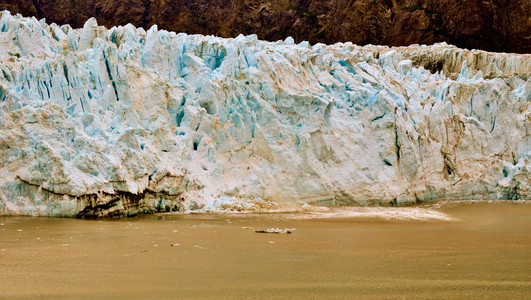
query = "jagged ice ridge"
xmin=0 ymin=11 xmax=529 ymax=217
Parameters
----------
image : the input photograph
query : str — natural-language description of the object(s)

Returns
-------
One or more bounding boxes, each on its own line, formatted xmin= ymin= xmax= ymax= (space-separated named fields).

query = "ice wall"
xmin=0 ymin=11 xmax=529 ymax=217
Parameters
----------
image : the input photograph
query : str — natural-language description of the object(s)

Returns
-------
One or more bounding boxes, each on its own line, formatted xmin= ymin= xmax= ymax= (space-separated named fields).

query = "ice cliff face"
xmin=0 ymin=11 xmax=529 ymax=217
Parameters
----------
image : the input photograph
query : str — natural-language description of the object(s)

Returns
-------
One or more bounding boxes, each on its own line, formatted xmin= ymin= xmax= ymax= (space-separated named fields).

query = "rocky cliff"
xmin=0 ymin=0 xmax=529 ymax=54
xmin=0 ymin=12 xmax=529 ymax=217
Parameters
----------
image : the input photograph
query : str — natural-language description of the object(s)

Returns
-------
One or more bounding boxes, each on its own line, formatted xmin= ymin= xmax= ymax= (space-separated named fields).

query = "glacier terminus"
xmin=0 ymin=11 xmax=529 ymax=217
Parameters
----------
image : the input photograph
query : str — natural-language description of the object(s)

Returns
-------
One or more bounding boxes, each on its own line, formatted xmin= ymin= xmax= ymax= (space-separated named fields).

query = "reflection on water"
xmin=1 ymin=201 xmax=530 ymax=298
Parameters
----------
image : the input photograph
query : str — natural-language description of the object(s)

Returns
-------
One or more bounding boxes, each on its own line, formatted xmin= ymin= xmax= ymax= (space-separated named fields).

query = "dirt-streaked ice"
xmin=0 ymin=12 xmax=529 ymax=217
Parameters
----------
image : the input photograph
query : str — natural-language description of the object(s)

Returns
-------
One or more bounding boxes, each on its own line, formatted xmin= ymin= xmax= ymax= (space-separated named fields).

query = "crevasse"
xmin=0 ymin=11 xmax=529 ymax=217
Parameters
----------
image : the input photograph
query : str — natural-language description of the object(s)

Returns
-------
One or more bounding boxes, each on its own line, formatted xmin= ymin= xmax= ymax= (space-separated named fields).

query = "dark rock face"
xmin=0 ymin=0 xmax=529 ymax=53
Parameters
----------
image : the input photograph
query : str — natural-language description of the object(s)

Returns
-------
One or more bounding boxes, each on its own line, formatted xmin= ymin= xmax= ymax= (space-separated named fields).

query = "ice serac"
xmin=0 ymin=11 xmax=529 ymax=217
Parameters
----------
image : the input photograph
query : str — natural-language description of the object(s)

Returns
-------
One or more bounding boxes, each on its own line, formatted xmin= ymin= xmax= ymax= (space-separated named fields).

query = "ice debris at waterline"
xmin=0 ymin=11 xmax=529 ymax=217
xmin=288 ymin=207 xmax=457 ymax=222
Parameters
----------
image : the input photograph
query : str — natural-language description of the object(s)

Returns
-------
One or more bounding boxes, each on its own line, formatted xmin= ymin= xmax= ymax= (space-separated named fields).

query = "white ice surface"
xmin=0 ymin=11 xmax=529 ymax=216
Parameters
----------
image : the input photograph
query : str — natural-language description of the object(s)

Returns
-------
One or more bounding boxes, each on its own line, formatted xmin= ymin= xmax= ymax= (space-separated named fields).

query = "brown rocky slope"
xmin=0 ymin=0 xmax=529 ymax=54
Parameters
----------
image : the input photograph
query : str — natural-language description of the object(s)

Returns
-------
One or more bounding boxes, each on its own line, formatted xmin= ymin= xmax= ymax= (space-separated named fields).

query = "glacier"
xmin=0 ymin=11 xmax=529 ymax=217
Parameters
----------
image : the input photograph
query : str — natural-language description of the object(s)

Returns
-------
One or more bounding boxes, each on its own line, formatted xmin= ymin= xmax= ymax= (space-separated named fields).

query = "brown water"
xmin=1 ymin=202 xmax=530 ymax=299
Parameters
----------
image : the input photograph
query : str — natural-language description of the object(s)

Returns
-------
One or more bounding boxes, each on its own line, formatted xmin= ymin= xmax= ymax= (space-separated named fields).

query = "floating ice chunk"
xmin=255 ymin=228 xmax=295 ymax=234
